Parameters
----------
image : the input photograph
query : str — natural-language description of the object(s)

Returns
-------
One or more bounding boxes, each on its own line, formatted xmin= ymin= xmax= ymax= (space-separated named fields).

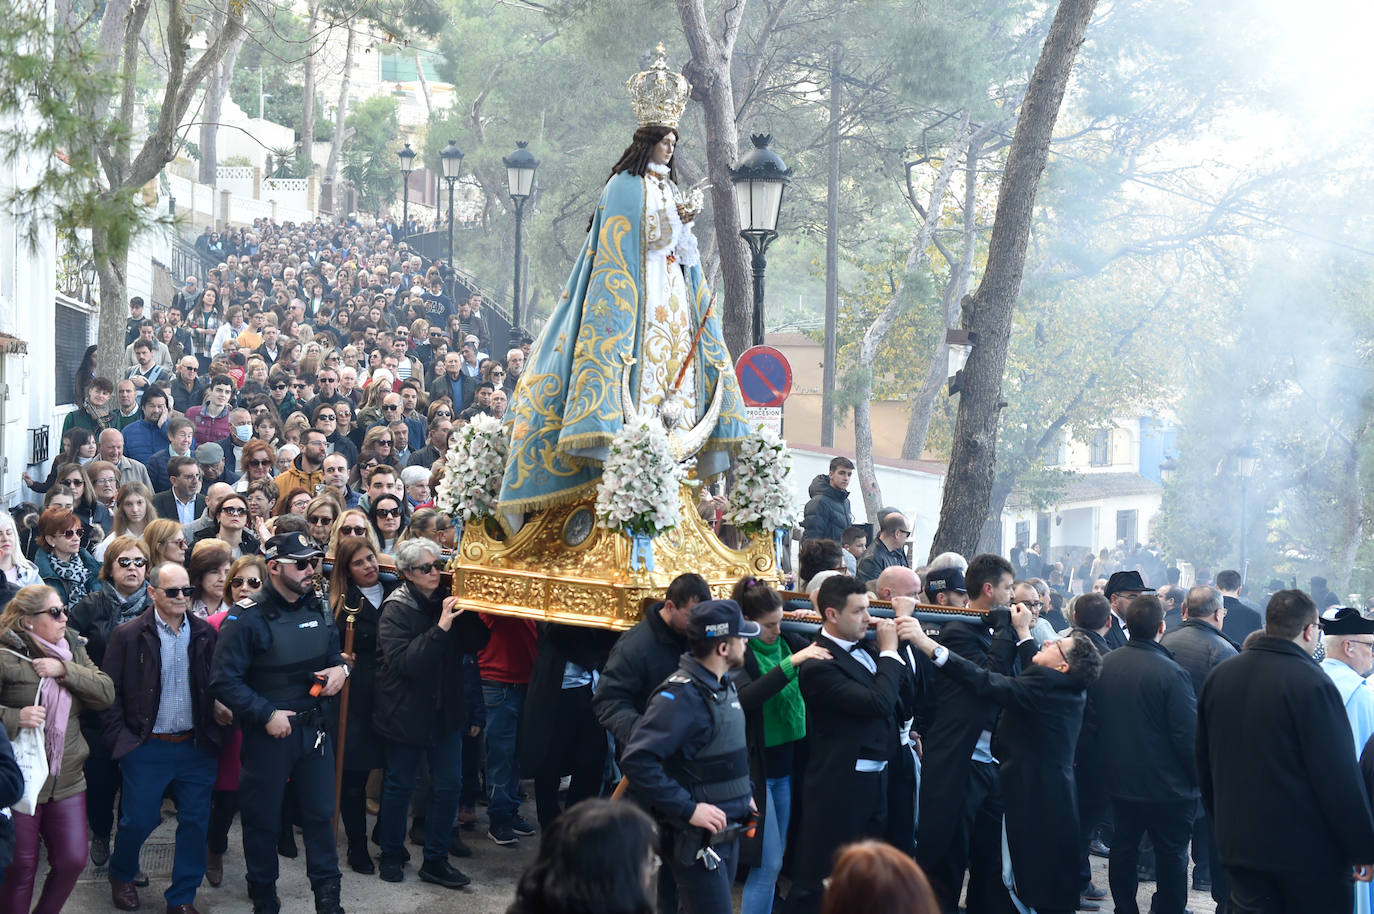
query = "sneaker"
xmin=1083 ymin=883 xmax=1107 ymax=900
xmin=487 ymin=822 xmax=519 ymax=846
xmin=509 ymin=815 xmax=536 ymax=838
xmin=90 ymin=835 xmax=110 ymax=867
xmin=418 ymin=858 xmax=471 ymax=889
xmin=1088 ymin=838 xmax=1111 ymax=858
xmin=378 ymin=858 xmax=405 ymax=883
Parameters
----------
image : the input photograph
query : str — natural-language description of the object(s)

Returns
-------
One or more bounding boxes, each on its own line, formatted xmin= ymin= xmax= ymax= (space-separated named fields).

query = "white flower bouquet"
xmin=596 ymin=419 xmax=687 ymax=538
xmin=435 ymin=413 xmax=510 ymax=522
xmin=724 ymin=426 xmax=799 ymax=538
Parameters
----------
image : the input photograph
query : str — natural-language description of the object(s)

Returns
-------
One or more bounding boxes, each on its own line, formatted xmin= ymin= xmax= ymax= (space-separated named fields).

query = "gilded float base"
xmin=451 ymin=486 xmax=780 ymax=631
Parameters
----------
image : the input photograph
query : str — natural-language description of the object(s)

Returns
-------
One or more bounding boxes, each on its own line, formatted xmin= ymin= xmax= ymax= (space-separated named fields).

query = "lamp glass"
xmin=507 ymin=164 xmax=536 ymax=199
xmin=1236 ymin=454 xmax=1258 ymax=479
xmin=440 ymin=143 xmax=463 ymax=181
xmin=734 ymin=178 xmax=784 ymax=233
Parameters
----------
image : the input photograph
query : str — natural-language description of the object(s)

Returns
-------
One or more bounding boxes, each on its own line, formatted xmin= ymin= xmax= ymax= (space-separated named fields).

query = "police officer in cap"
xmin=210 ymin=532 xmax=349 ymax=914
xmin=619 ymin=599 xmax=761 ymax=914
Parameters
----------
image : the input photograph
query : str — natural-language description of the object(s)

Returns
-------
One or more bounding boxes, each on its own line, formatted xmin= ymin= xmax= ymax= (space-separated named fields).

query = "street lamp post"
xmin=397 ymin=143 xmax=416 ymax=241
xmin=503 ymin=141 xmax=539 ymax=336
xmin=1235 ymin=444 xmax=1260 ymax=581
xmin=439 ymin=140 xmax=464 ymax=301
xmin=730 ymin=134 xmax=791 ymax=348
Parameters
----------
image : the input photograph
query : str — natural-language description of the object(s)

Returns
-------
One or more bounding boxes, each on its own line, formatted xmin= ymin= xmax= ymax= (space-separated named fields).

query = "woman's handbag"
xmin=10 ymin=683 xmax=47 ymax=815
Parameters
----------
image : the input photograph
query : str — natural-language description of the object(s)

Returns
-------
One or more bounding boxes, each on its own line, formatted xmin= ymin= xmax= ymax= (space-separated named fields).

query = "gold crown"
xmin=626 ymin=43 xmax=690 ymax=129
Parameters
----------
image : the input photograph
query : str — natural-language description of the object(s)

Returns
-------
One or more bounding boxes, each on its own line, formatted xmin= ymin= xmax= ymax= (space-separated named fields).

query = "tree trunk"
xmin=677 ymin=0 xmax=753 ymax=359
xmin=198 ymin=16 xmax=246 ymax=183
xmin=324 ymin=26 xmax=354 ymax=187
xmin=299 ymin=0 xmax=317 ymax=176
xmin=414 ymin=48 xmax=433 ymax=118
xmin=850 ymin=116 xmax=972 ymax=524
xmin=929 ymin=0 xmax=1098 ymax=562
xmin=821 ymin=43 xmax=841 ymax=448
xmin=901 ymin=137 xmax=985 ymax=460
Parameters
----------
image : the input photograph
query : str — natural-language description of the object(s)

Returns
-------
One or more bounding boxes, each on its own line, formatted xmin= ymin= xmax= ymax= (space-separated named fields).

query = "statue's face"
xmin=651 ymin=132 xmax=676 ymax=166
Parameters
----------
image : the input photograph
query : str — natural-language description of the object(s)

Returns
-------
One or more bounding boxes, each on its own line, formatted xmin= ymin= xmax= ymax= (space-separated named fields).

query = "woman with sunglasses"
xmin=92 ymin=482 xmax=155 ymax=564
xmin=187 ymin=539 xmax=232 ymax=617
xmin=34 ymin=508 xmax=101 ymax=608
xmin=368 ymin=494 xmax=406 ymax=557
xmin=202 ymin=553 xmax=268 ymax=886
xmin=52 ymin=463 xmax=97 ymax=528
xmin=328 ymin=509 xmax=382 ymax=557
xmin=0 ymin=584 xmax=115 ymax=914
xmin=304 ymin=493 xmax=343 ymax=548
xmin=328 ymin=536 xmax=398 ymax=873
xmin=359 ymin=424 xmax=399 ymax=470
xmin=234 ymin=438 xmax=278 ymax=494
xmin=67 ymin=536 xmax=154 ymax=867
xmin=195 ymin=492 xmax=259 ymax=560
xmin=142 ymin=518 xmax=189 ymax=570
xmin=373 ymin=538 xmax=489 ymax=887
xmin=313 ymin=403 xmax=359 ymax=466
xmin=0 ymin=509 xmax=42 ymax=589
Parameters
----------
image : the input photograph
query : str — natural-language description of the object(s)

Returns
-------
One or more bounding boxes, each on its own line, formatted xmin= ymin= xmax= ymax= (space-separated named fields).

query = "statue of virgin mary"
xmin=497 ymin=46 xmax=749 ymax=525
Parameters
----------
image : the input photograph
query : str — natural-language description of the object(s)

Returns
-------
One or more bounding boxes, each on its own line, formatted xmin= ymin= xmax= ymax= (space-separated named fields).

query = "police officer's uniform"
xmin=210 ymin=532 xmax=346 ymax=914
xmin=619 ymin=600 xmax=760 ymax=914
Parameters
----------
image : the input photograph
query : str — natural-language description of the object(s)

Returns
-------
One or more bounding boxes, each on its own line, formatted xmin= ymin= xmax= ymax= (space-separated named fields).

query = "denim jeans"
xmin=741 ymin=775 xmax=792 ymax=914
xmin=482 ymin=680 xmax=526 ymax=825
xmin=379 ymin=731 xmax=462 ymax=862
xmin=110 ymin=739 xmax=217 ymax=906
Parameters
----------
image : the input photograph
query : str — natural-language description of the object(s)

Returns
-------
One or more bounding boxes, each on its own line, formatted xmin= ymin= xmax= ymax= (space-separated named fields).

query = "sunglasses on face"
xmin=32 ymin=607 xmax=67 ymax=620
xmin=220 ymin=506 xmax=248 ymax=516
xmin=434 ymin=410 xmax=451 ymax=418
xmin=308 ymin=514 xmax=335 ymax=525
xmin=377 ymin=439 xmax=393 ymax=447
xmin=60 ymin=527 xmax=83 ymax=538
xmin=411 ymin=562 xmax=440 ymax=575
xmin=230 ymin=576 xmax=262 ymax=589
xmin=317 ymin=414 xmax=336 ymax=421
xmin=384 ymin=404 xmax=400 ymax=411
xmin=64 ymin=479 xmax=83 ymax=488
xmin=272 ymin=383 xmax=288 ymax=390
xmin=340 ymin=525 xmax=368 ymax=536
xmin=249 ymin=458 xmax=273 ymax=467
xmin=278 ymin=557 xmax=321 ymax=569
xmin=160 ymin=586 xmax=196 ymax=598
xmin=116 ymin=556 xmax=148 ymax=568
xmin=375 ymin=507 xmax=402 ymax=518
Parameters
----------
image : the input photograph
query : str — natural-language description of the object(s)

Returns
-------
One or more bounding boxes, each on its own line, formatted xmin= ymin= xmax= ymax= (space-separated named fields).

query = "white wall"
xmin=787 ymin=445 xmax=945 ymax=563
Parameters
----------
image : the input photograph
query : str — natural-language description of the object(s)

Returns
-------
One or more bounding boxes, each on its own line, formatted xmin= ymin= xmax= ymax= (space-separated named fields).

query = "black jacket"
xmin=940 ymin=640 xmax=1089 ymax=910
xmin=1200 ymin=636 xmax=1374 ymax=872
xmin=372 ymin=580 xmax=489 ymax=747
xmin=1095 ymin=638 xmax=1198 ymax=802
xmin=519 ymin=622 xmax=617 ymax=778
xmin=793 ymin=633 xmax=916 ymax=883
xmin=916 ymin=615 xmax=1019 ymax=870
xmin=855 ymin=538 xmax=908 ymax=584
xmin=99 ymin=608 xmax=226 ymax=760
xmin=800 ymin=474 xmax=851 ymax=543
xmin=0 ymin=726 xmax=21 ymax=873
xmin=337 ymin=580 xmax=398 ymax=770
xmin=1160 ymin=618 xmax=1237 ymax=699
xmin=592 ymin=603 xmax=687 ymax=751
xmin=1221 ymin=595 xmax=1263 ymax=645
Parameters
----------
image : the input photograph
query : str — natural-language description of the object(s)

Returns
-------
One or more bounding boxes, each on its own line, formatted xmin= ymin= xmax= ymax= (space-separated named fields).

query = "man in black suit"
xmin=152 ymin=456 xmax=206 ymax=525
xmin=914 ymin=553 xmax=1019 ymax=914
xmin=1072 ymin=592 xmax=1114 ymax=908
xmin=1096 ymin=594 xmax=1198 ymax=914
xmin=787 ymin=575 xmax=911 ymax=914
xmin=1160 ymin=585 xmax=1237 ymax=909
xmin=1216 ymin=569 xmax=1262 ymax=644
xmin=1198 ymin=589 xmax=1374 ymax=912
xmin=1103 ymin=570 xmax=1152 ymax=648
xmin=1158 ymin=585 xmax=1185 ymax=631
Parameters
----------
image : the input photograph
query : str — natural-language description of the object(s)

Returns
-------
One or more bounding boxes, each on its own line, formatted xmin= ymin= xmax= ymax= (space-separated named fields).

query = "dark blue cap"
xmin=925 ymin=567 xmax=967 ymax=598
xmin=688 ymin=599 xmax=761 ymax=640
xmin=264 ymin=531 xmax=324 ymax=562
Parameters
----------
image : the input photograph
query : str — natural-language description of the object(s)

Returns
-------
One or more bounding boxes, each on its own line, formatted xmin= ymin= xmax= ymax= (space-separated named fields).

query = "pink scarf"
xmin=29 ymin=633 xmax=73 ymax=779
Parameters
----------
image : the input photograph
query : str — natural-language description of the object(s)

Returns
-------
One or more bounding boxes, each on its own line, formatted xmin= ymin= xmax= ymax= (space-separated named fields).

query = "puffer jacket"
xmin=801 ymin=473 xmax=852 ymax=543
xmin=0 ymin=627 xmax=115 ymax=803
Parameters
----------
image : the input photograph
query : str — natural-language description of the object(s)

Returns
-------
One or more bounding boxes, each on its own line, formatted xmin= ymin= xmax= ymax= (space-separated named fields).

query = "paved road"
xmin=60 ymin=803 xmax=1221 ymax=914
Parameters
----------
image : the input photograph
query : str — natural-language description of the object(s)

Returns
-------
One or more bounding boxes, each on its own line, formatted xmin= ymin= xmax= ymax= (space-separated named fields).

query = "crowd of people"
xmin=0 ymin=216 xmax=1370 ymax=914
